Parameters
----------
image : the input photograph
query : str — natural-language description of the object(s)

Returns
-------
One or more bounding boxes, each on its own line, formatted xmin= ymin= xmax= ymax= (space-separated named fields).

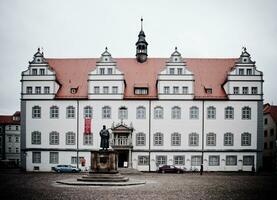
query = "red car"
xmin=158 ymin=165 xmax=186 ymax=173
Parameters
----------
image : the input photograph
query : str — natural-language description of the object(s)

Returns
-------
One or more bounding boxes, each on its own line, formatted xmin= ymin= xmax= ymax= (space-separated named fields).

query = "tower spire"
xmin=141 ymin=17 xmax=143 ymax=31
xmin=136 ymin=18 xmax=148 ymax=63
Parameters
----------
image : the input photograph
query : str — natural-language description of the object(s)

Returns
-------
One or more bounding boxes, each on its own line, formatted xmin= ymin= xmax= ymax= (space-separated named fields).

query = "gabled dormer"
xmin=21 ymin=48 xmax=59 ymax=99
xmin=223 ymin=48 xmax=263 ymax=100
xmin=88 ymin=48 xmax=125 ymax=99
xmin=157 ymin=47 xmax=194 ymax=99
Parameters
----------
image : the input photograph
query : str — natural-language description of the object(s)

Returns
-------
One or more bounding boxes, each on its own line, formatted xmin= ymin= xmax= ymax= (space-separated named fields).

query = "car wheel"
xmin=72 ymin=170 xmax=76 ymax=173
xmin=57 ymin=169 xmax=61 ymax=173
xmin=162 ymin=170 xmax=165 ymax=174
xmin=177 ymin=170 xmax=180 ymax=174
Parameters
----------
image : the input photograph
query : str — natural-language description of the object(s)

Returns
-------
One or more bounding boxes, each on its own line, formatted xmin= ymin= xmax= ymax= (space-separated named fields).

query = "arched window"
xmin=171 ymin=132 xmax=181 ymax=146
xmin=102 ymin=106 xmax=111 ymax=119
xmin=189 ymin=132 xmax=199 ymax=146
xmin=136 ymin=106 xmax=146 ymax=119
xmin=224 ymin=132 xmax=234 ymax=146
xmin=225 ymin=106 xmax=234 ymax=119
xmin=66 ymin=106 xmax=75 ymax=118
xmin=242 ymin=106 xmax=251 ymax=120
xmin=136 ymin=132 xmax=146 ymax=146
xmin=207 ymin=106 xmax=216 ymax=119
xmin=241 ymin=132 xmax=251 ymax=146
xmin=49 ymin=131 xmax=59 ymax=145
xmin=153 ymin=132 xmax=163 ymax=146
xmin=32 ymin=106 xmax=41 ymax=118
xmin=118 ymin=106 xmax=128 ymax=119
xmin=154 ymin=106 xmax=163 ymax=119
xmin=84 ymin=106 xmax=93 ymax=118
xmin=190 ymin=106 xmax=199 ymax=119
xmin=172 ymin=106 xmax=181 ymax=119
xmin=50 ymin=106 xmax=59 ymax=119
xmin=206 ymin=132 xmax=216 ymax=146
xmin=66 ymin=132 xmax=76 ymax=145
xmin=31 ymin=131 xmax=41 ymax=144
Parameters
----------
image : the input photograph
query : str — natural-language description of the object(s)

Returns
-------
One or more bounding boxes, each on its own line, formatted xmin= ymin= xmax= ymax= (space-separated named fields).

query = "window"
xmin=238 ymin=68 xmax=244 ymax=75
xmin=49 ymin=152 xmax=59 ymax=164
xmin=189 ymin=133 xmax=199 ymax=146
xmin=32 ymin=106 xmax=41 ymax=118
xmin=270 ymin=129 xmax=274 ymax=136
xmin=177 ymin=68 xmax=183 ymax=75
xmin=16 ymin=148 xmax=19 ymax=153
xmin=171 ymin=132 xmax=181 ymax=146
xmin=71 ymin=156 xmax=85 ymax=165
xmin=136 ymin=106 xmax=146 ymax=119
xmin=8 ymin=147 xmax=12 ymax=153
xmin=66 ymin=106 xmax=75 ymax=118
xmin=15 ymin=136 xmax=19 ymax=143
xmin=264 ymin=118 xmax=268 ymax=125
xmin=8 ymin=125 xmax=11 ymax=130
xmin=206 ymin=133 xmax=216 ymax=146
xmin=264 ymin=130 xmax=268 ymax=137
xmin=31 ymin=131 xmax=41 ymax=144
xmin=241 ymin=132 xmax=251 ymax=146
xmin=40 ymin=69 xmax=45 ymax=75
xmin=246 ymin=69 xmax=252 ymax=75
xmin=182 ymin=87 xmax=188 ymax=94
xmin=102 ymin=106 xmax=111 ymax=119
xmin=100 ymin=68 xmax=105 ymax=75
xmin=134 ymin=88 xmax=148 ymax=95
xmin=66 ymin=132 xmax=76 ymax=145
xmin=32 ymin=69 xmax=37 ymax=75
xmin=191 ymin=156 xmax=202 ymax=166
xmin=50 ymin=106 xmax=59 ymax=119
xmin=138 ymin=156 xmax=149 ymax=165
xmin=242 ymin=107 xmax=251 ymax=120
xmin=233 ymin=87 xmax=239 ymax=94
xmin=44 ymin=87 xmax=50 ymax=94
xmin=136 ymin=132 xmax=146 ymax=146
xmin=156 ymin=155 xmax=167 ymax=166
xmin=225 ymin=106 xmax=234 ymax=119
xmin=174 ymin=156 xmax=185 ymax=165
xmin=103 ymin=86 xmax=109 ymax=94
xmin=242 ymin=87 xmax=249 ymax=94
xmin=206 ymin=88 xmax=212 ymax=94
xmin=173 ymin=86 xmax=179 ymax=94
xmin=107 ymin=68 xmax=113 ymax=74
xmin=94 ymin=86 xmax=100 ymax=94
xmin=49 ymin=131 xmax=59 ymax=145
xmin=154 ymin=132 xmax=163 ymax=146
xmin=32 ymin=152 xmax=41 ymax=163
xmin=264 ymin=142 xmax=268 ymax=149
xmin=190 ymin=106 xmax=199 ymax=119
xmin=35 ymin=87 xmax=41 ymax=94
xmin=84 ymin=106 xmax=92 ymax=118
xmin=169 ymin=68 xmax=175 ymax=75
xmin=164 ymin=87 xmax=170 ymax=94
xmin=118 ymin=107 xmax=128 ymax=119
xmin=84 ymin=134 xmax=93 ymax=145
xmin=207 ymin=106 xmax=216 ymax=119
xmin=26 ymin=87 xmax=32 ymax=94
xmin=226 ymin=156 xmax=237 ymax=166
xmin=251 ymin=87 xmax=258 ymax=94
xmin=112 ymin=86 xmax=118 ymax=94
xmin=154 ymin=106 xmax=163 ymax=119
xmin=209 ymin=156 xmax=220 ymax=166
xmin=172 ymin=106 xmax=181 ymax=119
xmin=8 ymin=136 xmax=12 ymax=142
xmin=224 ymin=132 xmax=234 ymax=146
xmin=243 ymin=156 xmax=254 ymax=166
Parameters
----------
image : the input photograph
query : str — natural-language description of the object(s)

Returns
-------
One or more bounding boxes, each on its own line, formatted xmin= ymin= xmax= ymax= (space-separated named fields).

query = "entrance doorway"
xmin=118 ymin=151 xmax=128 ymax=168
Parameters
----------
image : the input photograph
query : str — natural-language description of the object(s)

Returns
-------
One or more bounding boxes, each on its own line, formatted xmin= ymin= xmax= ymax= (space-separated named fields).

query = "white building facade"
xmin=20 ymin=26 xmax=264 ymax=172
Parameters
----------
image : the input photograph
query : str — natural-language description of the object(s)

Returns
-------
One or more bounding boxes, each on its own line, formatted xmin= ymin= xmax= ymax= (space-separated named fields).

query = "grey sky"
xmin=0 ymin=0 xmax=276 ymax=114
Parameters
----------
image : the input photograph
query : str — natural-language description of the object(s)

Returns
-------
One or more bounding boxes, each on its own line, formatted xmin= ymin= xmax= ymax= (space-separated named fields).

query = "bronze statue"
xmin=100 ymin=125 xmax=110 ymax=150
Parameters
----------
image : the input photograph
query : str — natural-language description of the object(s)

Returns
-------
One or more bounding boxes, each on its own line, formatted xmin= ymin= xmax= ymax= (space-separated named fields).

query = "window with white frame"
xmin=49 ymin=131 xmax=59 ymax=145
xmin=154 ymin=132 xmax=163 ymax=146
xmin=209 ymin=156 xmax=220 ymax=166
xmin=191 ymin=156 xmax=201 ymax=166
xmin=246 ymin=68 xmax=252 ymax=75
xmin=66 ymin=132 xmax=76 ymax=145
xmin=32 ymin=152 xmax=41 ymax=163
xmin=49 ymin=152 xmax=59 ymax=164
xmin=35 ymin=87 xmax=41 ymax=94
xmin=138 ymin=156 xmax=149 ymax=165
xmin=251 ymin=87 xmax=258 ymax=94
xmin=112 ymin=86 xmax=118 ymax=94
xmin=94 ymin=86 xmax=100 ymax=94
xmin=164 ymin=86 xmax=170 ymax=94
xmin=15 ymin=136 xmax=19 ymax=143
xmin=172 ymin=106 xmax=181 ymax=119
xmin=224 ymin=132 xmax=234 ymax=146
xmin=169 ymin=68 xmax=175 ymax=75
xmin=84 ymin=106 xmax=92 ymax=118
xmin=243 ymin=156 xmax=254 ymax=166
xmin=207 ymin=106 xmax=216 ymax=119
xmin=171 ymin=132 xmax=181 ymax=146
xmin=8 ymin=147 xmax=12 ymax=153
xmin=173 ymin=86 xmax=179 ymax=94
xmin=32 ymin=106 xmax=41 ymax=118
xmin=136 ymin=106 xmax=146 ymax=119
xmin=206 ymin=132 xmax=216 ymax=146
xmin=242 ymin=106 xmax=251 ymax=120
xmin=189 ymin=132 xmax=199 ymax=146
xmin=71 ymin=156 xmax=85 ymax=164
xmin=103 ymin=86 xmax=109 ymax=94
xmin=190 ymin=106 xmax=199 ymax=119
xmin=32 ymin=68 xmax=37 ymax=75
xmin=40 ymin=68 xmax=45 ymax=75
xmin=134 ymin=88 xmax=148 ymax=95
xmin=242 ymin=87 xmax=249 ymax=94
xmin=16 ymin=148 xmax=19 ymax=153
xmin=31 ymin=131 xmax=41 ymax=144
xmin=177 ymin=68 xmax=183 ymax=75
xmin=107 ymin=68 xmax=113 ymax=74
xmin=100 ymin=68 xmax=105 ymax=75
xmin=66 ymin=106 xmax=75 ymax=118
xmin=156 ymin=155 xmax=167 ymax=165
xmin=182 ymin=86 xmax=188 ymax=94
xmin=238 ymin=68 xmax=244 ymax=75
xmin=26 ymin=87 xmax=32 ymax=94
xmin=174 ymin=156 xmax=185 ymax=165
xmin=102 ymin=106 xmax=111 ymax=119
xmin=226 ymin=155 xmax=237 ymax=166
xmin=84 ymin=134 xmax=93 ymax=145
xmin=44 ymin=86 xmax=50 ymax=94
xmin=241 ymin=132 xmax=251 ymax=146
xmin=154 ymin=106 xmax=163 ymax=119
xmin=136 ymin=132 xmax=146 ymax=146
xmin=233 ymin=87 xmax=239 ymax=94
xmin=118 ymin=107 xmax=128 ymax=119
xmin=50 ymin=106 xmax=59 ymax=119
xmin=225 ymin=106 xmax=234 ymax=119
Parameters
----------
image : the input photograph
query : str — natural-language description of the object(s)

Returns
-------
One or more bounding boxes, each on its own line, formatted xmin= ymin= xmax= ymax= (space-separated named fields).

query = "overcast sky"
xmin=0 ymin=0 xmax=276 ymax=114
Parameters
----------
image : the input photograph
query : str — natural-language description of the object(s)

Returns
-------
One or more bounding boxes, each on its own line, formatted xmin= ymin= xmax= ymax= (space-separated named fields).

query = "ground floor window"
xmin=243 ymin=156 xmax=254 ymax=166
xmin=71 ymin=156 xmax=85 ymax=164
xmin=49 ymin=152 xmax=59 ymax=164
xmin=209 ymin=155 xmax=220 ymax=166
xmin=191 ymin=156 xmax=201 ymax=166
xmin=174 ymin=156 xmax=185 ymax=165
xmin=156 ymin=155 xmax=167 ymax=166
xmin=32 ymin=152 xmax=41 ymax=163
xmin=226 ymin=155 xmax=237 ymax=166
xmin=138 ymin=156 xmax=149 ymax=165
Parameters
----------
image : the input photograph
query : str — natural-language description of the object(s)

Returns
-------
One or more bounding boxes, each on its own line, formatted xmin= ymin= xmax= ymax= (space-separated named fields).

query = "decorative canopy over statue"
xmin=99 ymin=125 xmax=110 ymax=150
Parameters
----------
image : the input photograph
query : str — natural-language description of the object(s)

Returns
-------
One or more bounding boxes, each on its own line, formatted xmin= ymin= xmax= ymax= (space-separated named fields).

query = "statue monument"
xmin=100 ymin=125 xmax=109 ymax=150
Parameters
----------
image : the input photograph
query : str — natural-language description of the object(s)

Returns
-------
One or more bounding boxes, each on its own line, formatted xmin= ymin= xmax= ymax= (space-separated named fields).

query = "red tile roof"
xmin=46 ymin=58 xmax=237 ymax=100
xmin=0 ymin=116 xmax=20 ymax=125
xmin=264 ymin=104 xmax=277 ymax=123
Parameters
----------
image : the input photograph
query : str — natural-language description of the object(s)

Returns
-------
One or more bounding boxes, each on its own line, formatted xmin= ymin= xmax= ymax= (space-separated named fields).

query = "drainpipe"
xmin=148 ymin=100 xmax=151 ymax=172
xmin=201 ymin=100 xmax=205 ymax=175
xmin=77 ymin=100 xmax=79 ymax=169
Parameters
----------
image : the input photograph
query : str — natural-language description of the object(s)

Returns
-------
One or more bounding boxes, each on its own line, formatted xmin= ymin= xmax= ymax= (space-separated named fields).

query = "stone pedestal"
xmin=90 ymin=150 xmax=118 ymax=173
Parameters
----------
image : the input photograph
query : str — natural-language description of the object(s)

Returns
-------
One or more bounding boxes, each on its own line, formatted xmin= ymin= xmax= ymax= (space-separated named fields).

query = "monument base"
xmin=90 ymin=150 xmax=118 ymax=173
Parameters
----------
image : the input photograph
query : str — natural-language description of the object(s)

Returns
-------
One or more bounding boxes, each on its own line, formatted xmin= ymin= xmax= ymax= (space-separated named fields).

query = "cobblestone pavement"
xmin=0 ymin=170 xmax=276 ymax=200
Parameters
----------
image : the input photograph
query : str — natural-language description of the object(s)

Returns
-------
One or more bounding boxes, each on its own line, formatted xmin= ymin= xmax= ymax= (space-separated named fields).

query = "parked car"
xmin=157 ymin=165 xmax=186 ymax=173
xmin=53 ymin=165 xmax=81 ymax=173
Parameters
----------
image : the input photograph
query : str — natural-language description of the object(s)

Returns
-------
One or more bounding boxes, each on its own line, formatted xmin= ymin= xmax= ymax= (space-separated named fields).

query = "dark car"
xmin=53 ymin=165 xmax=81 ymax=173
xmin=158 ymin=165 xmax=186 ymax=173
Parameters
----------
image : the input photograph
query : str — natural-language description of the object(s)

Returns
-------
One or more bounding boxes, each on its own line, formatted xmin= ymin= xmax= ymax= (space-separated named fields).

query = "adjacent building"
xmin=20 ymin=21 xmax=264 ymax=172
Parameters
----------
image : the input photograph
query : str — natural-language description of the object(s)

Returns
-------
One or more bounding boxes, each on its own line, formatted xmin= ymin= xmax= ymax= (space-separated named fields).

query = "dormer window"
xmin=100 ymin=68 xmax=105 ymax=75
xmin=107 ymin=68 xmax=113 ymax=75
xmin=206 ymin=88 xmax=212 ymax=94
xmin=177 ymin=68 xmax=183 ymax=75
xmin=246 ymin=69 xmax=252 ymax=75
xmin=169 ymin=68 xmax=175 ymax=75
xmin=70 ymin=88 xmax=78 ymax=94
xmin=238 ymin=69 xmax=244 ymax=75
xmin=134 ymin=87 xmax=148 ymax=95
xmin=40 ymin=69 xmax=45 ymax=75
xmin=32 ymin=69 xmax=37 ymax=75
